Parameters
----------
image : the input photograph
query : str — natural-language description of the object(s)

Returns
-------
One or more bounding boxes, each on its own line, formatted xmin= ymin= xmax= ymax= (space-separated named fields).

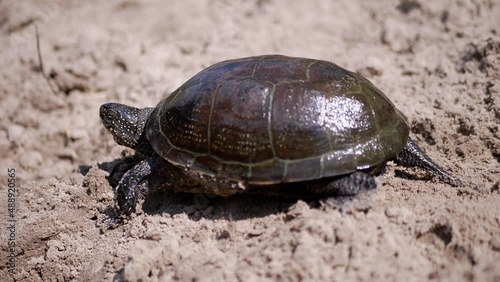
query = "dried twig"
xmin=35 ymin=25 xmax=58 ymax=95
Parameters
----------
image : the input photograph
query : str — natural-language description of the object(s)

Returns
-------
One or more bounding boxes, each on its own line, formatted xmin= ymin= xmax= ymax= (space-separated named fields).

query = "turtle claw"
xmin=96 ymin=206 xmax=124 ymax=232
xmin=115 ymin=181 xmax=139 ymax=216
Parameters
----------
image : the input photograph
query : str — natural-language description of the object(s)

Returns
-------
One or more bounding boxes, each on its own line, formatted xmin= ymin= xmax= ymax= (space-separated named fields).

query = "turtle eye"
xmin=99 ymin=104 xmax=118 ymax=124
xmin=100 ymin=103 xmax=139 ymax=127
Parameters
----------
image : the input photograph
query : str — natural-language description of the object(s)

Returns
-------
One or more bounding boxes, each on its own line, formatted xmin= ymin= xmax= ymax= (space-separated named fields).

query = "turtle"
xmin=100 ymin=55 xmax=461 ymax=216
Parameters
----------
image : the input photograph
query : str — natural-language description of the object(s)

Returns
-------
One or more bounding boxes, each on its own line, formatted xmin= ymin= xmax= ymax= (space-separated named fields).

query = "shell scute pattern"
xmin=146 ymin=55 xmax=409 ymax=184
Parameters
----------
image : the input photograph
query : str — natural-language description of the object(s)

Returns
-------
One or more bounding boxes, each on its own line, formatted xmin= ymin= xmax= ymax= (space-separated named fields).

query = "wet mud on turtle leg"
xmin=396 ymin=137 xmax=462 ymax=186
xmin=305 ymin=172 xmax=377 ymax=196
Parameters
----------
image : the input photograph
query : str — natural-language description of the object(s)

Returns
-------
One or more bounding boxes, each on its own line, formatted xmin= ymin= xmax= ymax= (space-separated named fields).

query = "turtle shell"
xmin=146 ymin=55 xmax=409 ymax=184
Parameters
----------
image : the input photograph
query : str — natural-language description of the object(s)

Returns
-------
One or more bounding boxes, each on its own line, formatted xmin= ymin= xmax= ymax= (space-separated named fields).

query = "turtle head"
xmin=100 ymin=103 xmax=154 ymax=156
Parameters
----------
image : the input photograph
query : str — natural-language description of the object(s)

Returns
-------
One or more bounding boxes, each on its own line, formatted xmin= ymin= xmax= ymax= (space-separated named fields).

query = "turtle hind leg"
xmin=306 ymin=172 xmax=377 ymax=196
xmin=396 ymin=137 xmax=462 ymax=187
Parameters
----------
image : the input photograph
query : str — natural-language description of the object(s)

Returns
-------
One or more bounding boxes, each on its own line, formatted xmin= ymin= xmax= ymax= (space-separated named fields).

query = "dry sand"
xmin=0 ymin=0 xmax=499 ymax=281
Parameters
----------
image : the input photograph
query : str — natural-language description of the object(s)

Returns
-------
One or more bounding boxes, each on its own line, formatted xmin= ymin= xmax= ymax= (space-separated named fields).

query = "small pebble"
xmin=286 ymin=200 xmax=310 ymax=219
xmin=19 ymin=150 xmax=43 ymax=170
xmin=385 ymin=207 xmax=401 ymax=218
xmin=7 ymin=124 xmax=25 ymax=141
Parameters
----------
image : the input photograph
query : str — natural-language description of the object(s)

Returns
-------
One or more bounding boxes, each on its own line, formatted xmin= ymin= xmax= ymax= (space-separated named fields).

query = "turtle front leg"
xmin=115 ymin=154 xmax=163 ymax=215
xmin=396 ymin=137 xmax=462 ymax=187
xmin=306 ymin=172 xmax=377 ymax=196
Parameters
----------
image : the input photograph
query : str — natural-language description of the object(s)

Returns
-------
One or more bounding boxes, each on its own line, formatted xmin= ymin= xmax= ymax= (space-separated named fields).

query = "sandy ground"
xmin=0 ymin=0 xmax=499 ymax=281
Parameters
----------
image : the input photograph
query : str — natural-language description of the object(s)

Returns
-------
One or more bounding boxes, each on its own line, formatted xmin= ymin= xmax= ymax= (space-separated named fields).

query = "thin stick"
xmin=35 ymin=25 xmax=58 ymax=95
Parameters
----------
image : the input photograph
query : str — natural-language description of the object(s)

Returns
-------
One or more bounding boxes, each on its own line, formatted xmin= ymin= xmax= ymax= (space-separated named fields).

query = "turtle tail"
xmin=396 ymin=137 xmax=462 ymax=187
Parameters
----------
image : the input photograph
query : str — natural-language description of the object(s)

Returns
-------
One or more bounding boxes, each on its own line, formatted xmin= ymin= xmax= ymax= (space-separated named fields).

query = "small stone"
xmin=7 ymin=124 xmax=25 ymax=141
xmin=286 ymin=200 xmax=310 ymax=219
xmin=19 ymin=150 xmax=43 ymax=170
xmin=27 ymin=256 xmax=45 ymax=265
xmin=144 ymin=226 xmax=162 ymax=241
xmin=385 ymin=207 xmax=401 ymax=218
